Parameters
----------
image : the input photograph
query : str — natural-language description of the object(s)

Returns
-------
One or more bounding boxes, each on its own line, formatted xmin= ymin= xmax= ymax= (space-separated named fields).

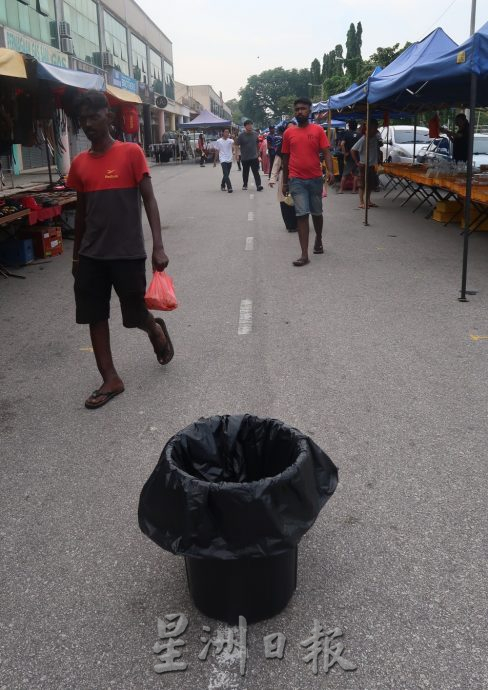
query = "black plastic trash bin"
xmin=138 ymin=414 xmax=338 ymax=624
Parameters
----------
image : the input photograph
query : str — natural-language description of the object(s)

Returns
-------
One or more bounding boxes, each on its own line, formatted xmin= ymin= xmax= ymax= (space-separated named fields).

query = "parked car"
xmin=380 ymin=125 xmax=431 ymax=164
xmin=416 ymin=133 xmax=488 ymax=168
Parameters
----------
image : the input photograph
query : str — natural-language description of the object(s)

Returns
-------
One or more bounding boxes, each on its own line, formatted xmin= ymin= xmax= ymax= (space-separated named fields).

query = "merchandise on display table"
xmin=0 ymin=197 xmax=29 ymax=226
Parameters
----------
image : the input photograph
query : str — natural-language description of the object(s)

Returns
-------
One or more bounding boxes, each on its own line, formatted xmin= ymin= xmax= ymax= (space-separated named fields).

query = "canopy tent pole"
xmin=459 ymin=70 xmax=478 ymax=302
xmin=413 ymin=113 xmax=417 ymax=163
xmin=42 ymin=127 xmax=54 ymax=187
xmin=364 ymin=102 xmax=370 ymax=226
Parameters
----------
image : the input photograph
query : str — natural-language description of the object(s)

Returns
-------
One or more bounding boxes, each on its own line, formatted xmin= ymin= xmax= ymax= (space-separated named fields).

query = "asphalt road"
xmin=1 ymin=160 xmax=487 ymax=690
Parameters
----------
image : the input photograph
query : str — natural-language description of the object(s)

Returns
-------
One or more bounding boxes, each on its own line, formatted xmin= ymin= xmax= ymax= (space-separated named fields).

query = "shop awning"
xmin=106 ymin=85 xmax=142 ymax=104
xmin=0 ymin=48 xmax=27 ymax=79
xmin=36 ymin=61 xmax=105 ymax=90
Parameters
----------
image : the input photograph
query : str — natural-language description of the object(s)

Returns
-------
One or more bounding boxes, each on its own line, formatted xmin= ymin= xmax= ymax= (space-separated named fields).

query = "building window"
xmin=4 ymin=0 xmax=56 ymax=44
xmin=149 ymin=48 xmax=163 ymax=93
xmin=131 ymin=33 xmax=147 ymax=84
xmin=104 ymin=10 xmax=129 ymax=75
xmin=163 ymin=60 xmax=174 ymax=100
xmin=63 ymin=0 xmax=99 ymax=65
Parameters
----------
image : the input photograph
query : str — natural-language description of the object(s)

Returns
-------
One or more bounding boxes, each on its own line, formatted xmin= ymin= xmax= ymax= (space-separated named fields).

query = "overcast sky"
xmin=136 ymin=0 xmax=484 ymax=101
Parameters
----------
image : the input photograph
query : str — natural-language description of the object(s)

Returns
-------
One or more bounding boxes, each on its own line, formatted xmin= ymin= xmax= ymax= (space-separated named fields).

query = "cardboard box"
xmin=432 ymin=209 xmax=462 ymax=224
xmin=435 ymin=200 xmax=462 ymax=214
xmin=460 ymin=210 xmax=488 ymax=231
xmin=19 ymin=226 xmax=63 ymax=258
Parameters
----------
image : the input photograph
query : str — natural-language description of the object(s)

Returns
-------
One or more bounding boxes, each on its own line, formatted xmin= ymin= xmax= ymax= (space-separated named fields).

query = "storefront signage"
xmin=111 ymin=69 xmax=138 ymax=93
xmin=4 ymin=28 xmax=69 ymax=68
xmin=155 ymin=95 xmax=168 ymax=109
xmin=70 ymin=57 xmax=105 ymax=76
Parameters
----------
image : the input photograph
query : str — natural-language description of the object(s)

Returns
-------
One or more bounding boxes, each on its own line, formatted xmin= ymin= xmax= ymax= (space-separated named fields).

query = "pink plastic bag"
xmin=144 ymin=271 xmax=178 ymax=311
xmin=322 ymin=181 xmax=328 ymax=199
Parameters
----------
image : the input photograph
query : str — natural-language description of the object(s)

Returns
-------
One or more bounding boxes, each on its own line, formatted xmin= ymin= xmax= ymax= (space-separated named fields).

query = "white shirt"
xmin=215 ymin=137 xmax=234 ymax=163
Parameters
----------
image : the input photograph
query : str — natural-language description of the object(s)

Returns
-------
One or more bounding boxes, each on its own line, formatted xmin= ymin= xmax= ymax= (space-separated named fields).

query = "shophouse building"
xmin=1 ymin=0 xmax=189 ymax=170
xmin=185 ymin=84 xmax=232 ymax=120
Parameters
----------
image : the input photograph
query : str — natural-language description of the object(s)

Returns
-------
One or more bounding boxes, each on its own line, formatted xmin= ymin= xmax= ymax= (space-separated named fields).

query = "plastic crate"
xmin=0 ymin=238 xmax=34 ymax=265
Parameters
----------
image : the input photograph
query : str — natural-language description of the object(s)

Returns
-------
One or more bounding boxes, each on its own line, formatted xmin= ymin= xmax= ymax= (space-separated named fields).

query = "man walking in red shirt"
xmin=281 ymin=98 xmax=335 ymax=266
xmin=68 ymin=91 xmax=173 ymax=409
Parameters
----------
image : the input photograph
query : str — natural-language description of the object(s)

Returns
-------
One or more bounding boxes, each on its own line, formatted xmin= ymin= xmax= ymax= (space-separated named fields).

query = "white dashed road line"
xmin=248 ymin=211 xmax=254 ymax=222
xmin=250 ymin=194 xmax=254 ymax=199
xmin=238 ymin=299 xmax=253 ymax=335
xmin=245 ymin=237 xmax=254 ymax=251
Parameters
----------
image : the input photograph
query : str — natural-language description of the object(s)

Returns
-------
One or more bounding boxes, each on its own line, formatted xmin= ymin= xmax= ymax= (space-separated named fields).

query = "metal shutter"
xmin=21 ymin=144 xmax=50 ymax=170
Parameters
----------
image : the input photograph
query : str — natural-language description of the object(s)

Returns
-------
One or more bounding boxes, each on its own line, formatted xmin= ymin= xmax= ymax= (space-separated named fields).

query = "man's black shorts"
xmin=74 ymin=256 xmax=149 ymax=328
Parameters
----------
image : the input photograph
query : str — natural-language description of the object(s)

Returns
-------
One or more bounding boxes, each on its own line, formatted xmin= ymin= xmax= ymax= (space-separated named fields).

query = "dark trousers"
xmin=242 ymin=158 xmax=261 ymax=188
xmin=221 ymin=162 xmax=232 ymax=189
xmin=268 ymin=152 xmax=276 ymax=177
xmin=280 ymin=201 xmax=297 ymax=231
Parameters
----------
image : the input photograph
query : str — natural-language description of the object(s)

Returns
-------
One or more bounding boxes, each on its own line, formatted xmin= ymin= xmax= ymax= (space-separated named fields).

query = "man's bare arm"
xmin=321 ymin=147 xmax=335 ymax=185
xmin=140 ymin=175 xmax=169 ymax=271
xmin=72 ymin=192 xmax=86 ymax=277
xmin=281 ymin=153 xmax=290 ymax=195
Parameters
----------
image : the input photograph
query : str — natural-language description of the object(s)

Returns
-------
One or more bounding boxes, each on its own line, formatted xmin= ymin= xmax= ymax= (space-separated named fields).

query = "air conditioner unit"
xmin=58 ymin=22 xmax=71 ymax=38
xmin=102 ymin=52 xmax=114 ymax=68
xmin=60 ymin=37 xmax=74 ymax=55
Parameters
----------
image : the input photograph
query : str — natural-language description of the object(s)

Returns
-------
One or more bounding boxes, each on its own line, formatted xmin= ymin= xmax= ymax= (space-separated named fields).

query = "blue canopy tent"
xmin=365 ymin=22 xmax=488 ymax=301
xmin=328 ymin=68 xmax=382 ymax=111
xmin=179 ymin=109 xmax=231 ymax=130
xmin=326 ymin=30 xmax=459 ymax=227
xmin=368 ymin=23 xmax=487 ymax=109
xmin=367 ymin=28 xmax=458 ymax=108
xmin=327 ymin=29 xmax=457 ymax=113
xmin=36 ymin=61 xmax=105 ymax=90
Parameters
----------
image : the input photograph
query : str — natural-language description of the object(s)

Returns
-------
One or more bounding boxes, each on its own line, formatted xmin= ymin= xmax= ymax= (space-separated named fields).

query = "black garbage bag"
xmin=138 ymin=414 xmax=338 ymax=560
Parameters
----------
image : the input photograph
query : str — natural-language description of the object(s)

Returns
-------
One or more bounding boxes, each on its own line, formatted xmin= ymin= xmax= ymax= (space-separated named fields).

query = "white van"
xmin=380 ymin=125 xmax=431 ymax=164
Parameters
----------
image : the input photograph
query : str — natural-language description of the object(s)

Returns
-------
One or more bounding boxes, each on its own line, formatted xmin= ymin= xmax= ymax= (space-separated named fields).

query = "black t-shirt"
xmin=453 ymin=125 xmax=469 ymax=162
xmin=342 ymin=129 xmax=359 ymax=153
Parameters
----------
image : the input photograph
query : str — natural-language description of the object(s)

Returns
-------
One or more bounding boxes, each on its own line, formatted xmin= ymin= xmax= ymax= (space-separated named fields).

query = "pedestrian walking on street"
xmin=266 ymin=124 xmax=278 ymax=178
xmin=67 ymin=90 xmax=173 ymax=410
xmin=281 ymin=98 xmax=335 ymax=266
xmin=259 ymin=135 xmax=270 ymax=175
xmin=198 ymin=133 xmax=206 ymax=167
xmin=213 ymin=127 xmax=234 ymax=192
xmin=237 ymin=120 xmax=263 ymax=191
xmin=233 ymin=138 xmax=241 ymax=170
xmin=269 ymin=121 xmax=297 ymax=232
xmin=350 ymin=118 xmax=381 ymax=209
xmin=338 ymin=120 xmax=359 ymax=194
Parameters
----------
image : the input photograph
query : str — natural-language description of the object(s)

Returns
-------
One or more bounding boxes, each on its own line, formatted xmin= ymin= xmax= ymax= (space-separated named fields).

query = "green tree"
xmin=355 ymin=42 xmax=412 ymax=84
xmin=238 ymin=66 xmax=311 ymax=125
xmin=277 ymin=95 xmax=296 ymax=118
xmin=321 ymin=45 xmax=348 ymax=99
xmin=344 ymin=22 xmax=363 ymax=81
xmin=225 ymin=98 xmax=243 ymax=123
xmin=310 ymin=58 xmax=322 ymax=99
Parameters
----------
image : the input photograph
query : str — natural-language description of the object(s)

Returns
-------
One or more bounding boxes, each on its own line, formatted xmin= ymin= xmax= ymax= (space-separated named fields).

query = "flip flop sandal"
xmin=85 ymin=388 xmax=124 ymax=409
xmin=292 ymin=258 xmax=310 ymax=267
xmin=313 ymin=246 xmax=324 ymax=254
xmin=154 ymin=318 xmax=174 ymax=365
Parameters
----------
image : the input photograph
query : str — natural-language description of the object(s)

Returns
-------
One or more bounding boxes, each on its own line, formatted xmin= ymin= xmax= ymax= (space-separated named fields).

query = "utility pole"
xmin=470 ymin=0 xmax=476 ymax=35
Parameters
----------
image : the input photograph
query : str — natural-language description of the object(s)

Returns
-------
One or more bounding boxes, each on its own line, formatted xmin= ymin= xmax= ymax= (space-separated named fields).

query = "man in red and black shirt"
xmin=68 ymin=90 xmax=173 ymax=409
xmin=281 ymin=98 xmax=335 ymax=266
